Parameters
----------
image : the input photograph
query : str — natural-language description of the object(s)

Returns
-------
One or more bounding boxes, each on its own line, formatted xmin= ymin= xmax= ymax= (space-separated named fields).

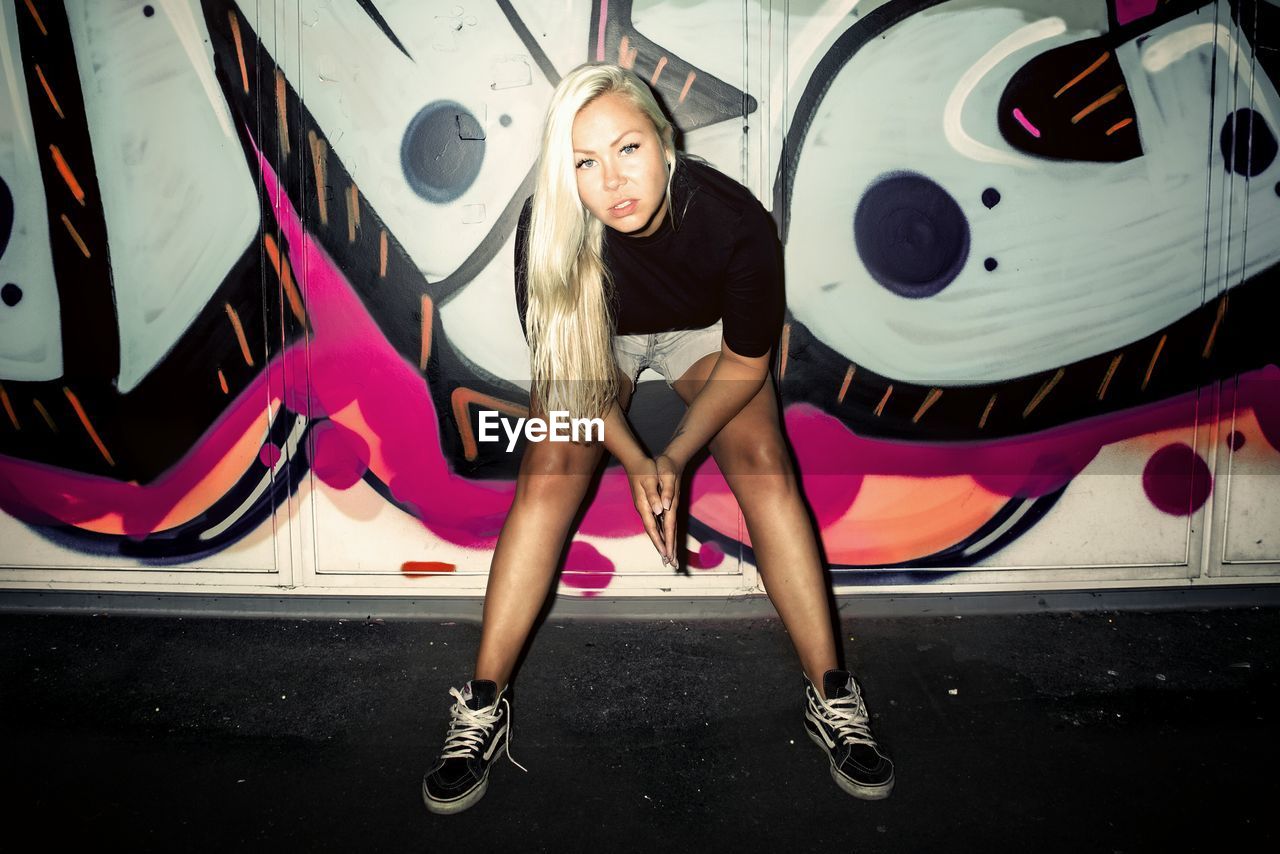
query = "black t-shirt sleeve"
xmin=513 ymin=196 xmax=533 ymax=342
xmin=720 ymin=203 xmax=785 ymax=358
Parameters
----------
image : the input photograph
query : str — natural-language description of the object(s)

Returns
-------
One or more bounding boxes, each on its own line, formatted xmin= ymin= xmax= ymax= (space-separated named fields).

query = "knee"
xmin=718 ymin=437 xmax=796 ymax=489
xmin=517 ymin=439 xmax=602 ymax=496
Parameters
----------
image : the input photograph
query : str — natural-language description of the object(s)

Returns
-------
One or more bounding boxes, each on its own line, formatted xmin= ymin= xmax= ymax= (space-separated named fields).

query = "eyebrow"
xmin=573 ymin=129 xmax=642 ymax=155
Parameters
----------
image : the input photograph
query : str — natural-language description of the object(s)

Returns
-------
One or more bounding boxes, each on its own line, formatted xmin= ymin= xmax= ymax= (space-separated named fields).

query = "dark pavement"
xmin=3 ymin=606 xmax=1277 ymax=852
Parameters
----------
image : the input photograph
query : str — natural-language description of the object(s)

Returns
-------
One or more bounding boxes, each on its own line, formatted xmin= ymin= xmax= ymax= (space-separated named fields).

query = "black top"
xmin=513 ymin=158 xmax=784 ymax=358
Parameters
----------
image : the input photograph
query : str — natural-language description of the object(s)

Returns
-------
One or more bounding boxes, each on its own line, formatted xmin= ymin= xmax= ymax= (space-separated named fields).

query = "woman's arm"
xmin=600 ymin=399 xmax=676 ymax=565
xmin=661 ymin=340 xmax=770 ymax=471
xmin=600 ymin=399 xmax=648 ymax=472
xmin=651 ymin=340 xmax=770 ymax=557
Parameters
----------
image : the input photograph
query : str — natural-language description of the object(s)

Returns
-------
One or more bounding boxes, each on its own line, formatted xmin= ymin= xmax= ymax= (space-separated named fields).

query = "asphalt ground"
xmin=2 ymin=607 xmax=1277 ymax=852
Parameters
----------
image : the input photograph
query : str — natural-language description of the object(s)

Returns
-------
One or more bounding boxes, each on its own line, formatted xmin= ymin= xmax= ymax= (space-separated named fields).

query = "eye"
xmin=575 ymin=158 xmax=596 ymax=169
xmin=620 ymin=142 xmax=640 ymax=155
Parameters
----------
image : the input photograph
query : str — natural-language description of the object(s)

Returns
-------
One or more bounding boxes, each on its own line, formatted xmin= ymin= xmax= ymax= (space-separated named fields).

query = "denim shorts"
xmin=613 ymin=320 xmax=723 ymax=393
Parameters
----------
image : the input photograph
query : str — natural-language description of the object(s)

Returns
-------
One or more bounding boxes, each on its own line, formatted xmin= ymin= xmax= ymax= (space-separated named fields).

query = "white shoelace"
xmin=441 ymin=686 xmax=528 ymax=772
xmin=811 ymin=684 xmax=878 ymax=749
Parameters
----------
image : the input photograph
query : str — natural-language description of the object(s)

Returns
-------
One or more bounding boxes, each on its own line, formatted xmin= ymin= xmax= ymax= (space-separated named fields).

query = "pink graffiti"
xmin=1142 ymin=443 xmax=1212 ymax=516
xmin=596 ymin=0 xmax=609 ymax=61
xmin=560 ymin=541 xmax=615 ymax=596
xmin=0 ymin=360 xmax=292 ymax=536
xmin=255 ymin=140 xmax=647 ymax=547
xmin=1013 ymin=107 xmax=1041 ymax=138
xmin=1115 ymin=0 xmax=1160 ymax=26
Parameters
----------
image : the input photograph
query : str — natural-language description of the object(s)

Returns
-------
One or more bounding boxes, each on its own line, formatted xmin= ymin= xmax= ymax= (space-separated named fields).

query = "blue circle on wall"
xmin=0 ymin=178 xmax=13 ymax=258
xmin=1221 ymin=108 xmax=1276 ymax=178
xmin=854 ymin=172 xmax=970 ymax=299
xmin=401 ymin=101 xmax=485 ymax=204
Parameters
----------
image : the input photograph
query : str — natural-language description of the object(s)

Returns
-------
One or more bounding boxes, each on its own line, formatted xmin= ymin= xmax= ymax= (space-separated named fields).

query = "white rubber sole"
xmin=424 ymin=738 xmax=509 ymax=816
xmin=423 ymin=771 xmax=490 ymax=815
xmin=806 ymin=729 xmax=895 ymax=800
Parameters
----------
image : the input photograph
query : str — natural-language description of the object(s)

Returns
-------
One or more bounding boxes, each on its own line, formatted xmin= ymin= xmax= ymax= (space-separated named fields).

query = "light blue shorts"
xmin=613 ymin=320 xmax=723 ymax=393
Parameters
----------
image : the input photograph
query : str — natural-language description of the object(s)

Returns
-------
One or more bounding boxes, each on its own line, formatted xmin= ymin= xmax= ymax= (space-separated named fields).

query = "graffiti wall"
xmin=0 ymin=0 xmax=1277 ymax=597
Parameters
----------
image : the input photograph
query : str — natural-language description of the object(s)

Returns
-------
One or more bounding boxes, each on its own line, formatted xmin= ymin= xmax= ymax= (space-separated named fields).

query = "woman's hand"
xmin=624 ymin=457 xmax=673 ymax=567
xmin=654 ymin=453 xmax=683 ymax=567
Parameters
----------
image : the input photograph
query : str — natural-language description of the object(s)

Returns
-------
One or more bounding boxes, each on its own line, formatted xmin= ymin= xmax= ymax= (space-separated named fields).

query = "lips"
xmin=608 ymin=199 xmax=637 ymax=217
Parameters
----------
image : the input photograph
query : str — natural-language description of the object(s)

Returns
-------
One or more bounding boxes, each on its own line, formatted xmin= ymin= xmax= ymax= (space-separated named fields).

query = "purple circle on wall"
xmin=307 ymin=420 xmax=371 ymax=490
xmin=259 ymin=443 xmax=283 ymax=468
xmin=1142 ymin=444 xmax=1211 ymax=516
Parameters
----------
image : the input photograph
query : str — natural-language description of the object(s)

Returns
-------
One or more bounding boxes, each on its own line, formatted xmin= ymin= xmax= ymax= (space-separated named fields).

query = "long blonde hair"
xmin=525 ymin=63 xmax=677 ymax=420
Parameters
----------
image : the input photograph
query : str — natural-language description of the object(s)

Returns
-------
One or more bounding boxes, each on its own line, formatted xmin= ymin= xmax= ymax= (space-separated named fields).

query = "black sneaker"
xmin=422 ymin=680 xmax=524 ymax=814
xmin=803 ymin=669 xmax=894 ymax=799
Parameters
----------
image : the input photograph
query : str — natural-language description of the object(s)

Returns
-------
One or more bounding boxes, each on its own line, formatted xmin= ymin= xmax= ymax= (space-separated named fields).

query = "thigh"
xmin=520 ymin=367 xmax=633 ymax=479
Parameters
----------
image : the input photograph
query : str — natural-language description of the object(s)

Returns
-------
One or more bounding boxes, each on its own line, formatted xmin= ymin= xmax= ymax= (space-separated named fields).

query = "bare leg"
xmin=472 ymin=383 xmax=631 ymax=688
xmin=673 ymin=359 xmax=839 ymax=693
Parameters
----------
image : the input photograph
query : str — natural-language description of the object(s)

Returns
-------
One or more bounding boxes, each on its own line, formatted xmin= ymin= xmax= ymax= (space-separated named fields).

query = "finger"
xmin=637 ymin=502 xmax=667 ymax=559
xmin=631 ymin=482 xmax=666 ymax=554
xmin=662 ymin=510 xmax=677 ymax=564
xmin=644 ymin=481 xmax=665 ymax=518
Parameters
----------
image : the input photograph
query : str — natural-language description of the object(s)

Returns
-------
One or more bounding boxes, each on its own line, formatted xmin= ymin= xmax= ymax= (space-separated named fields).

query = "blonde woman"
xmin=423 ymin=63 xmax=893 ymax=814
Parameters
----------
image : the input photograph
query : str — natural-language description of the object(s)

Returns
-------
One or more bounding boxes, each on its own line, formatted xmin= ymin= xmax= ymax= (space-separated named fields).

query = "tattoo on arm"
xmin=669 ymin=413 xmax=690 ymax=445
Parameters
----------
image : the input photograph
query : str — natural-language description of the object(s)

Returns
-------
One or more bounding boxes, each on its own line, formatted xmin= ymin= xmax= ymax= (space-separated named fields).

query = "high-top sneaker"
xmin=803 ymin=669 xmax=894 ymax=799
xmin=422 ymin=680 xmax=523 ymax=814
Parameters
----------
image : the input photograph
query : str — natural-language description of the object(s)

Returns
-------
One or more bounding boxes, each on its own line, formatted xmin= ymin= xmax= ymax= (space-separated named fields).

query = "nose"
xmin=601 ymin=161 xmax=624 ymax=190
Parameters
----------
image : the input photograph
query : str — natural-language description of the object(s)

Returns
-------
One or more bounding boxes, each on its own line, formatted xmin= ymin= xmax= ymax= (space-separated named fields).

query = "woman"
xmin=422 ymin=63 xmax=893 ymax=814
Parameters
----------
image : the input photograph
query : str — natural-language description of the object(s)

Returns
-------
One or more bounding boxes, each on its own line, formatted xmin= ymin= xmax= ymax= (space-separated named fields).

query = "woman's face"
xmin=571 ymin=92 xmax=670 ymax=237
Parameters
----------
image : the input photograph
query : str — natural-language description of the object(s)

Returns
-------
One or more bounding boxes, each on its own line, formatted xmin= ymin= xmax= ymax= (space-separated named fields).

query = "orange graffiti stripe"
xmin=60 ymin=214 xmax=90 ymax=257
xmin=912 ymin=388 xmax=943 ymax=424
xmin=402 ymin=561 xmax=457 ymax=576
xmin=263 ymin=233 xmax=283 ymax=275
xmin=1054 ymin=52 xmax=1109 ymax=98
xmin=776 ymin=323 xmax=791 ymax=381
xmin=837 ymin=364 xmax=855 ymax=403
xmin=873 ymin=384 xmax=893 ymax=417
xmin=35 ymin=65 xmax=63 ymax=118
xmin=224 ymin=302 xmax=255 ymax=366
xmin=1097 ymin=352 xmax=1123 ymax=401
xmin=23 ymin=0 xmax=47 ymax=36
xmin=49 ymin=145 xmax=85 ymax=206
xmin=1141 ymin=333 xmax=1166 ymax=390
xmin=1202 ymin=295 xmax=1227 ymax=358
xmin=451 ymin=388 xmax=529 ymax=461
xmin=1022 ymin=367 xmax=1064 ymax=417
xmin=275 ymin=68 xmax=290 ymax=154
xmin=379 ymin=229 xmax=389 ymax=278
xmin=978 ymin=393 xmax=997 ymax=429
xmin=229 ymin=10 xmax=249 ymax=94
xmin=346 ymin=183 xmax=360 ymax=243
xmin=618 ymin=35 xmax=638 ymax=69
xmin=309 ymin=131 xmax=328 ymax=225
xmin=650 ymin=56 xmax=668 ymax=85
xmin=420 ymin=294 xmax=434 ymax=371
xmin=218 ymin=369 xmax=229 ymax=394
xmin=263 ymin=234 xmax=306 ymax=325
xmin=32 ymin=398 xmax=56 ymax=432
xmin=278 ymin=256 xmax=305 ymax=326
xmin=679 ymin=71 xmax=696 ymax=104
xmin=1071 ymin=84 xmax=1125 ymax=124
xmin=1105 ymin=117 xmax=1134 ymax=136
xmin=0 ymin=383 xmax=20 ymax=429
xmin=63 ymin=386 xmax=115 ymax=466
